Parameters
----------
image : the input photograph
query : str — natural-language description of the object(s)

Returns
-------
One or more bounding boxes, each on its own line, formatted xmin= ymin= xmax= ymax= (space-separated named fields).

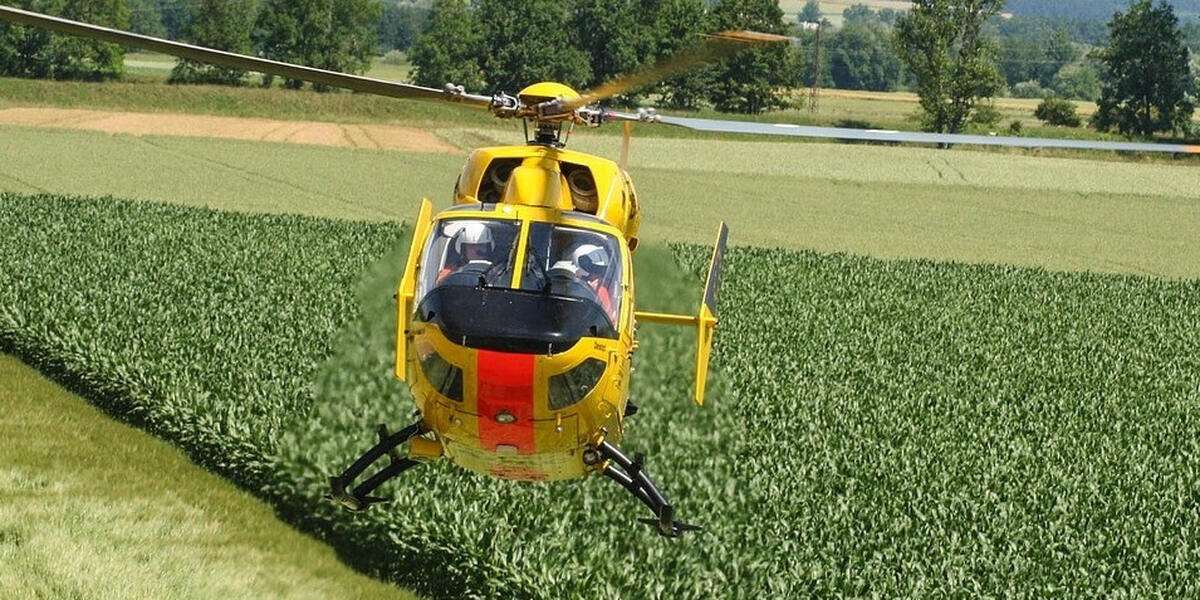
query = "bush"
xmin=1035 ymin=97 xmax=1083 ymax=127
xmin=970 ymin=103 xmax=1002 ymax=127
xmin=834 ymin=118 xmax=875 ymax=129
xmin=380 ymin=49 xmax=408 ymax=66
xmin=1008 ymin=119 xmax=1023 ymax=134
xmin=1051 ymin=63 xmax=1101 ymax=101
xmin=0 ymin=0 xmax=127 ymax=81
xmin=1011 ymin=79 xmax=1049 ymax=98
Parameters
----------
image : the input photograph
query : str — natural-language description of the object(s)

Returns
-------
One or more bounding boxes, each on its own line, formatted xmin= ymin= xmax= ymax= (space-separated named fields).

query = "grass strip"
xmin=0 ymin=354 xmax=418 ymax=600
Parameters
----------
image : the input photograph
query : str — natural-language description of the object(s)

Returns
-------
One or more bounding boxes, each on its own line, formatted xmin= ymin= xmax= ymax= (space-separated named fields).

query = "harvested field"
xmin=5 ymin=123 xmax=1200 ymax=278
xmin=0 ymin=107 xmax=460 ymax=153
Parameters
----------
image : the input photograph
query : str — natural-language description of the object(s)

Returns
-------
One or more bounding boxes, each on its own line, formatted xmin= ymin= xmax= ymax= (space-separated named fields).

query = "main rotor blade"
xmin=566 ymin=30 xmax=789 ymax=110
xmin=0 ymin=5 xmax=492 ymax=107
xmin=610 ymin=112 xmax=1200 ymax=155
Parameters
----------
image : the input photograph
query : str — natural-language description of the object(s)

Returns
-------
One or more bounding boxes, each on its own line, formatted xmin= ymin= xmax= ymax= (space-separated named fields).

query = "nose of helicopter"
xmin=475 ymin=350 xmax=536 ymax=454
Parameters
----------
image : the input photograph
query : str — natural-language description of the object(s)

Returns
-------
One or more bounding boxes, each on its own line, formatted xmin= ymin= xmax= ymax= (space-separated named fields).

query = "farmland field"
xmin=2 ymin=192 xmax=1198 ymax=598
xmin=2 ymin=121 xmax=1200 ymax=278
xmin=13 ymin=75 xmax=1193 ymax=147
xmin=3 ymin=68 xmax=1200 ymax=598
xmin=780 ymin=0 xmax=911 ymax=25
xmin=0 ymin=355 xmax=417 ymax=600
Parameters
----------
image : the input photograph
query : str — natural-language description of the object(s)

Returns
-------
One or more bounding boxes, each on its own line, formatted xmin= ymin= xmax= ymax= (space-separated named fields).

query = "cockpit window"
xmin=417 ymin=218 xmax=521 ymax=302
xmin=520 ymin=223 xmax=623 ymax=326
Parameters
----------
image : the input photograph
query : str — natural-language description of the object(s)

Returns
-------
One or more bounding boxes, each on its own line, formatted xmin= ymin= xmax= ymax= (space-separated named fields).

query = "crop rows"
xmin=2 ymin=192 xmax=1199 ymax=598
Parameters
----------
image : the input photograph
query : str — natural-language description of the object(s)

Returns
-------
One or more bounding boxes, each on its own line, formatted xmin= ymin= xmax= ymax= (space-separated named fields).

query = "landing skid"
xmin=584 ymin=440 xmax=700 ymax=537
xmin=327 ymin=421 xmax=424 ymax=512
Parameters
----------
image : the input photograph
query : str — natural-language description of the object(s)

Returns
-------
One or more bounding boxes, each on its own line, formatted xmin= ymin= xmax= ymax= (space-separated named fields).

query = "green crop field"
xmin=0 ymin=355 xmax=417 ymax=600
xmin=3 ymin=70 xmax=1200 ymax=598
xmin=2 ymin=192 xmax=1198 ymax=598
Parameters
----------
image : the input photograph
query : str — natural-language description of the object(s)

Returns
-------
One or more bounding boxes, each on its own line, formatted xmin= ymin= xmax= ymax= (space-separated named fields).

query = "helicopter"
xmin=3 ymin=5 xmax=1198 ymax=539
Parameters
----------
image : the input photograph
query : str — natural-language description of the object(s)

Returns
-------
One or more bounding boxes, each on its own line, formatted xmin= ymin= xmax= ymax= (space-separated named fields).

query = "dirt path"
xmin=0 ymin=107 xmax=461 ymax=153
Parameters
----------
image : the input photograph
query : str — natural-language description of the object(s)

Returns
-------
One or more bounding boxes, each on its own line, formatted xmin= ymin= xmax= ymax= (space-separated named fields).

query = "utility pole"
xmin=801 ymin=20 xmax=822 ymax=113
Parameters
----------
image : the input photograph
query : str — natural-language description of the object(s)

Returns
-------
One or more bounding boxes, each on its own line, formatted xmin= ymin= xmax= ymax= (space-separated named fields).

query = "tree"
xmin=377 ymin=2 xmax=425 ymax=52
xmin=1035 ymin=97 xmax=1082 ymax=127
xmin=708 ymin=0 xmax=792 ymax=113
xmin=644 ymin=0 xmax=712 ymax=109
xmin=828 ymin=21 xmax=901 ymax=91
xmin=160 ymin=0 xmax=187 ymax=40
xmin=894 ymin=0 xmax=1005 ymax=134
xmin=1093 ymin=0 xmax=1195 ymax=137
xmin=0 ymin=0 xmax=128 ymax=81
xmin=1052 ymin=62 xmax=1100 ymax=100
xmin=127 ymin=0 xmax=166 ymax=38
xmin=842 ymin=4 xmax=879 ymax=26
xmin=255 ymin=0 xmax=382 ymax=91
xmin=1000 ymin=25 xmax=1077 ymax=88
xmin=169 ymin=0 xmax=254 ymax=85
xmin=877 ymin=8 xmax=902 ymax=26
xmin=475 ymin=0 xmax=590 ymax=93
xmin=1183 ymin=20 xmax=1200 ymax=55
xmin=798 ymin=0 xmax=822 ymax=24
xmin=572 ymin=0 xmax=644 ymax=90
xmin=1044 ymin=27 xmax=1077 ymax=81
xmin=407 ymin=0 xmax=484 ymax=91
xmin=997 ymin=30 xmax=1042 ymax=86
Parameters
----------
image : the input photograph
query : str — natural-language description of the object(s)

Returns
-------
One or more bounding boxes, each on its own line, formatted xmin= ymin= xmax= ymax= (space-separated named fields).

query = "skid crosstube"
xmin=584 ymin=440 xmax=700 ymax=538
xmin=327 ymin=421 xmax=424 ymax=512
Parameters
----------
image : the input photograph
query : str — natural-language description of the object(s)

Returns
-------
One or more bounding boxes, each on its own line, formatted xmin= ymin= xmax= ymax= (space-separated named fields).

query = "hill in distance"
xmin=1004 ymin=0 xmax=1200 ymax=20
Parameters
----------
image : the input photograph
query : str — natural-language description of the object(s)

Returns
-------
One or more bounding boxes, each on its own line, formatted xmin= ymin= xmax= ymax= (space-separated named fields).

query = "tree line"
xmin=407 ymin=0 xmax=795 ymax=114
xmin=1005 ymin=0 xmax=1200 ymax=20
xmin=0 ymin=0 xmax=384 ymax=89
xmin=896 ymin=0 xmax=1194 ymax=138
xmin=0 ymin=0 xmax=1194 ymax=137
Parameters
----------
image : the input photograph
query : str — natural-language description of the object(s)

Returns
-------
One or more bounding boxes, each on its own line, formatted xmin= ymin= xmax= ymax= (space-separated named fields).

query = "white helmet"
xmin=571 ymin=243 xmax=609 ymax=274
xmin=549 ymin=259 xmax=580 ymax=277
xmin=454 ymin=222 xmax=494 ymax=254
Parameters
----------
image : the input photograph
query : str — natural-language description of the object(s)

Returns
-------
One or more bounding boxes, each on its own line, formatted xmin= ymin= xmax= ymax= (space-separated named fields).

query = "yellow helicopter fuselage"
xmin=395 ymin=144 xmax=642 ymax=481
xmin=0 ymin=0 xmax=755 ymax=532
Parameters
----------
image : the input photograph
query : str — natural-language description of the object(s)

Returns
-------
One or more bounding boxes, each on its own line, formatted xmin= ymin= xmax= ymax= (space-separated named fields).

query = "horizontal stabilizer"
xmin=633 ymin=222 xmax=727 ymax=406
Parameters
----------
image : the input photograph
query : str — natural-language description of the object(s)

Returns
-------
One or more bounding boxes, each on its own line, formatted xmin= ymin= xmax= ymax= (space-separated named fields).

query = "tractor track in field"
xmin=0 ymin=168 xmax=48 ymax=193
xmin=0 ymin=107 xmax=461 ymax=154
xmin=129 ymin=135 xmax=397 ymax=221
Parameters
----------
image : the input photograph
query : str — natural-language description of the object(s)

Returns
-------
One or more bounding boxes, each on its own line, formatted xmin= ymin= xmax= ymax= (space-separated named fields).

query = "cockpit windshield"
xmin=520 ymin=223 xmax=623 ymax=326
xmin=413 ymin=216 xmax=624 ymax=353
xmin=416 ymin=218 xmax=520 ymax=301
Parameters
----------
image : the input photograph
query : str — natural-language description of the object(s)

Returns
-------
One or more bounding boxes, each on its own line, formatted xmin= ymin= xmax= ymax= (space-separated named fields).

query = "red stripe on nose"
xmin=476 ymin=350 xmax=535 ymax=454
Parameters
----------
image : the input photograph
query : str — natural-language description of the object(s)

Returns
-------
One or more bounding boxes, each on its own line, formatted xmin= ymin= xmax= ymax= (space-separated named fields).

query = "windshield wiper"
xmin=524 ymin=248 xmax=553 ymax=294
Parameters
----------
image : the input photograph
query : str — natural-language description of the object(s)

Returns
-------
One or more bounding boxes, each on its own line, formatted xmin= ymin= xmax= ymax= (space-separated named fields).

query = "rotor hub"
xmin=517 ymin=82 xmax=581 ymax=107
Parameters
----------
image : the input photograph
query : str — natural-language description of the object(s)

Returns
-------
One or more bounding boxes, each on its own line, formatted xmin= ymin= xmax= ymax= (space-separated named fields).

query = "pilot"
xmin=571 ymin=243 xmax=614 ymax=315
xmin=438 ymin=222 xmax=495 ymax=281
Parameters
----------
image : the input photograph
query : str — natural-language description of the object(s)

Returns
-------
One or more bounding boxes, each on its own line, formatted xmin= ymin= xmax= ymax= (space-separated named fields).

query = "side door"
xmin=395 ymin=199 xmax=434 ymax=381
